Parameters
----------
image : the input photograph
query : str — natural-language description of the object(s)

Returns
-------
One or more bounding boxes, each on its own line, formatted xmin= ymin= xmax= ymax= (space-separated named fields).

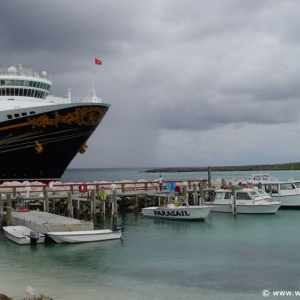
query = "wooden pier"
xmin=0 ymin=178 xmax=214 ymax=231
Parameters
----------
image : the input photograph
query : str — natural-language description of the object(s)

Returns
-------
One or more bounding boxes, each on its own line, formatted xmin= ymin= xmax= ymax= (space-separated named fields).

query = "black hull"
xmin=0 ymin=104 xmax=109 ymax=183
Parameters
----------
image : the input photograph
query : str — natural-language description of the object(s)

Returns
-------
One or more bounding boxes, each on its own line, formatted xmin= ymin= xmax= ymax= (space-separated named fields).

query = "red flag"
xmin=95 ymin=58 xmax=102 ymax=65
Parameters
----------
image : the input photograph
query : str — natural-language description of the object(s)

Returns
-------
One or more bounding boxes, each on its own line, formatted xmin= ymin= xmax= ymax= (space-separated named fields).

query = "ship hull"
xmin=0 ymin=103 xmax=109 ymax=182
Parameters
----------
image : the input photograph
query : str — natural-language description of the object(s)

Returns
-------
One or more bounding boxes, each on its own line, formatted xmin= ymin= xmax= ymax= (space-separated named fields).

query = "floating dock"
xmin=11 ymin=211 xmax=93 ymax=234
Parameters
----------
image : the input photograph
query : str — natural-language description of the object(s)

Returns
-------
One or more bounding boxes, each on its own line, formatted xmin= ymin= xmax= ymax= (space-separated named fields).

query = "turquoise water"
xmin=1 ymin=169 xmax=300 ymax=299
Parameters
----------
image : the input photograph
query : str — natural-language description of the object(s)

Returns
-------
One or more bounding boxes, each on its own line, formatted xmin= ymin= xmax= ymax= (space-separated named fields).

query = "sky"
xmin=1 ymin=0 xmax=300 ymax=169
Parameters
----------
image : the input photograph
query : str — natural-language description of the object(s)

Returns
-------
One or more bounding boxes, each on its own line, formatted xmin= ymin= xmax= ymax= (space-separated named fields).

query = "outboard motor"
xmin=29 ymin=230 xmax=40 ymax=244
xmin=113 ymin=225 xmax=124 ymax=232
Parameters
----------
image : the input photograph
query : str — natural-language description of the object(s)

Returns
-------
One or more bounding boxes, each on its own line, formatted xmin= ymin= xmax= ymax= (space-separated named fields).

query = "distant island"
xmin=145 ymin=162 xmax=300 ymax=173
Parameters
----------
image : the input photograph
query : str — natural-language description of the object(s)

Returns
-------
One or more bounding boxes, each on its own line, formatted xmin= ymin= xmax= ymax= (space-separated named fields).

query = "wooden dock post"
xmin=51 ymin=199 xmax=56 ymax=214
xmin=101 ymin=200 xmax=106 ymax=220
xmin=0 ymin=193 xmax=2 ymax=228
xmin=96 ymin=185 xmax=100 ymax=200
xmin=90 ymin=190 xmax=96 ymax=222
xmin=231 ymin=185 xmax=237 ymax=215
xmin=67 ymin=192 xmax=73 ymax=218
xmin=182 ymin=185 xmax=187 ymax=205
xmin=222 ymin=179 xmax=226 ymax=187
xmin=6 ymin=194 xmax=12 ymax=226
xmin=43 ymin=187 xmax=49 ymax=212
xmin=199 ymin=183 xmax=204 ymax=205
xmin=112 ymin=189 xmax=118 ymax=227
xmin=193 ymin=184 xmax=197 ymax=205
xmin=268 ymin=184 xmax=272 ymax=196
xmin=70 ymin=185 xmax=74 ymax=194
xmin=208 ymin=166 xmax=212 ymax=188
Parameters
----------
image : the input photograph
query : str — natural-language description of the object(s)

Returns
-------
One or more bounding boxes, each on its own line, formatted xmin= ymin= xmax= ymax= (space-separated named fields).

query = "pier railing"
xmin=0 ymin=179 xmax=209 ymax=198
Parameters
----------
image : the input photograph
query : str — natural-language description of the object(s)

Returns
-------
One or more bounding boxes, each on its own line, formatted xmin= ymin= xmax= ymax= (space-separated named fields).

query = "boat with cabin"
xmin=0 ymin=62 xmax=109 ymax=183
xmin=260 ymin=180 xmax=300 ymax=207
xmin=205 ymin=188 xmax=281 ymax=214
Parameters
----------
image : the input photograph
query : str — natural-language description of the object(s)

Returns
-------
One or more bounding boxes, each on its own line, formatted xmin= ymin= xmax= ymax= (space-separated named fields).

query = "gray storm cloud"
xmin=1 ymin=0 xmax=300 ymax=168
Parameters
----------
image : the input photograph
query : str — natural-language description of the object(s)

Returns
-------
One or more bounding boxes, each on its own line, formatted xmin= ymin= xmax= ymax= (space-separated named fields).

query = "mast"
xmin=93 ymin=56 xmax=96 ymax=100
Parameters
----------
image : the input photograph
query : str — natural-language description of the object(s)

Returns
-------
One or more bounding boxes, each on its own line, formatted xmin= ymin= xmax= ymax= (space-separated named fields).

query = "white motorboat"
xmin=205 ymin=188 xmax=281 ymax=214
xmin=47 ymin=228 xmax=123 ymax=244
xmin=3 ymin=226 xmax=45 ymax=245
xmin=260 ymin=180 xmax=300 ymax=207
xmin=141 ymin=192 xmax=212 ymax=220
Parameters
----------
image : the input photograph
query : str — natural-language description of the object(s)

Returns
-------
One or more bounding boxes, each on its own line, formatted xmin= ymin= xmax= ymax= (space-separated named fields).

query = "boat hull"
xmin=3 ymin=226 xmax=45 ymax=245
xmin=271 ymin=194 xmax=300 ymax=207
xmin=209 ymin=203 xmax=281 ymax=214
xmin=0 ymin=103 xmax=109 ymax=182
xmin=47 ymin=229 xmax=122 ymax=243
xmin=141 ymin=205 xmax=211 ymax=220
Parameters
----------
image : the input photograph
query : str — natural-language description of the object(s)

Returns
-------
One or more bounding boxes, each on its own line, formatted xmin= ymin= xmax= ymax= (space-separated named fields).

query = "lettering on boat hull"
xmin=153 ymin=210 xmax=191 ymax=217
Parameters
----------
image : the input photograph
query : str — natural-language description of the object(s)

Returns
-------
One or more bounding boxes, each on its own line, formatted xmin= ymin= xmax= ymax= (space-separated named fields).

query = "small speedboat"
xmin=3 ymin=226 xmax=45 ymax=245
xmin=47 ymin=227 xmax=123 ymax=244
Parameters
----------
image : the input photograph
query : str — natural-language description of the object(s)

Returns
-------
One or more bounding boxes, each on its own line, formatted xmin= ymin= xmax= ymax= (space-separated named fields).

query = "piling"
xmin=231 ymin=186 xmax=237 ymax=215
xmin=51 ymin=199 xmax=56 ymax=214
xmin=112 ymin=189 xmax=118 ymax=227
xmin=193 ymin=184 xmax=197 ymax=205
xmin=208 ymin=166 xmax=212 ymax=188
xmin=90 ymin=190 xmax=96 ymax=222
xmin=100 ymin=187 xmax=106 ymax=220
xmin=268 ymin=184 xmax=272 ymax=196
xmin=135 ymin=194 xmax=139 ymax=209
xmin=0 ymin=193 xmax=2 ymax=228
xmin=101 ymin=200 xmax=106 ymax=220
xmin=6 ymin=194 xmax=12 ymax=226
xmin=199 ymin=183 xmax=204 ymax=205
xmin=43 ymin=187 xmax=49 ymax=212
xmin=182 ymin=185 xmax=187 ymax=205
xmin=67 ymin=192 xmax=73 ymax=218
xmin=222 ymin=179 xmax=226 ymax=187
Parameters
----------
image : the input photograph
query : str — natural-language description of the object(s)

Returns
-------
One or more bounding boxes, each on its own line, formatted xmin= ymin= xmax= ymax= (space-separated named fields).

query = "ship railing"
xmin=0 ymin=68 xmax=50 ymax=80
xmin=70 ymin=96 xmax=102 ymax=103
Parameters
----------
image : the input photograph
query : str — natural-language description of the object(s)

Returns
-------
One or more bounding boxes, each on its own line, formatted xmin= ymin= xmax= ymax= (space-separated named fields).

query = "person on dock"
xmin=100 ymin=186 xmax=106 ymax=200
xmin=158 ymin=175 xmax=163 ymax=191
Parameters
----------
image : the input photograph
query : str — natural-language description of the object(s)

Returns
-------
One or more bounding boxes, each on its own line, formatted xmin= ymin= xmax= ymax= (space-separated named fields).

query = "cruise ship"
xmin=0 ymin=64 xmax=110 ymax=183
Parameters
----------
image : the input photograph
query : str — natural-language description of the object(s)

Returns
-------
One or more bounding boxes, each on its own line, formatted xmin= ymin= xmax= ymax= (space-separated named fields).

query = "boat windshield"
xmin=250 ymin=191 xmax=263 ymax=201
xmin=294 ymin=182 xmax=300 ymax=188
xmin=256 ymin=189 xmax=269 ymax=197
